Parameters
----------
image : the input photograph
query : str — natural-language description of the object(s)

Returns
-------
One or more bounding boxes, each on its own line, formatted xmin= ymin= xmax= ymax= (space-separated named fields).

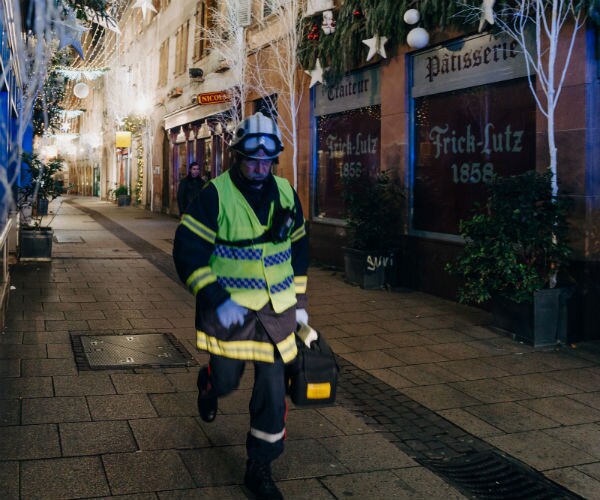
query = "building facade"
xmin=75 ymin=1 xmax=599 ymax=341
xmin=299 ymin=13 xmax=600 ymax=341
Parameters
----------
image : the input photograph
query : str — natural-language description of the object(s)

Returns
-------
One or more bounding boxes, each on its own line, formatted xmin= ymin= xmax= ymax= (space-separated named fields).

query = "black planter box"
xmin=117 ymin=195 xmax=131 ymax=207
xmin=343 ymin=247 xmax=397 ymax=289
xmin=491 ymin=288 xmax=572 ymax=347
xmin=18 ymin=227 xmax=53 ymax=262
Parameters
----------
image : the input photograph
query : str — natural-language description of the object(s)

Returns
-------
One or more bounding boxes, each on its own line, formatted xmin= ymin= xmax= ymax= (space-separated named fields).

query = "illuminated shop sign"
xmin=197 ymin=91 xmax=230 ymax=105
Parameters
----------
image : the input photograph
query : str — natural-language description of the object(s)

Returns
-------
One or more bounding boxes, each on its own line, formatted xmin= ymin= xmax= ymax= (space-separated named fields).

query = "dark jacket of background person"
xmin=177 ymin=170 xmax=205 ymax=215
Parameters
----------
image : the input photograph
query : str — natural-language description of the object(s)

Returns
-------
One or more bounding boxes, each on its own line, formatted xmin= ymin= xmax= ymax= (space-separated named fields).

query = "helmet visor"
xmin=238 ymin=135 xmax=280 ymax=157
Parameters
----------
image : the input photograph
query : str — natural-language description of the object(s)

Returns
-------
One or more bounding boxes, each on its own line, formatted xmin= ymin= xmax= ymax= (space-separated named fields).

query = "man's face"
xmin=190 ymin=165 xmax=201 ymax=178
xmin=239 ymin=158 xmax=273 ymax=185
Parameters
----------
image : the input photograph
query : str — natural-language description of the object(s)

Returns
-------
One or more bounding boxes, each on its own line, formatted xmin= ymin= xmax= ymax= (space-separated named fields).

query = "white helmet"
xmin=230 ymin=112 xmax=284 ymax=159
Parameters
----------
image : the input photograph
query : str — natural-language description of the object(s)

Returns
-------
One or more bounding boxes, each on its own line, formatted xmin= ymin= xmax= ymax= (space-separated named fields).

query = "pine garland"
xmin=299 ymin=0 xmax=600 ymax=85
xmin=135 ymin=143 xmax=144 ymax=205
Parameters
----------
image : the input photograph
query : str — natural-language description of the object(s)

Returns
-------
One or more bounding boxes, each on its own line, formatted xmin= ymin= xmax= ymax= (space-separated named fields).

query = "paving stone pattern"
xmin=2 ymin=196 xmax=600 ymax=499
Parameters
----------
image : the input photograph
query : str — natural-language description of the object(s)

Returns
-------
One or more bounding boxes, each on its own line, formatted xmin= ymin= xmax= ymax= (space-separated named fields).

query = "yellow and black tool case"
xmin=286 ymin=328 xmax=339 ymax=406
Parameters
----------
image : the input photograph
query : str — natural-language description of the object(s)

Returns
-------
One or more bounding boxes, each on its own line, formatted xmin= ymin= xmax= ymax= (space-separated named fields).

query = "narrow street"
xmin=2 ymin=196 xmax=600 ymax=499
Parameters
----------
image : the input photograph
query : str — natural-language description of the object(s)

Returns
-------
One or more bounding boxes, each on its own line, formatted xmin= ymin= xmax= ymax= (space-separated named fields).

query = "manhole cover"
xmin=71 ymin=333 xmax=197 ymax=370
xmin=54 ymin=233 xmax=84 ymax=243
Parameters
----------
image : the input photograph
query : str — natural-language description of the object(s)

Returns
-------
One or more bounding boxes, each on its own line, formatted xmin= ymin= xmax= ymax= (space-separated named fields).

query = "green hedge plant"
xmin=446 ymin=170 xmax=572 ymax=304
xmin=17 ymin=153 xmax=65 ymax=228
xmin=342 ymin=168 xmax=404 ymax=252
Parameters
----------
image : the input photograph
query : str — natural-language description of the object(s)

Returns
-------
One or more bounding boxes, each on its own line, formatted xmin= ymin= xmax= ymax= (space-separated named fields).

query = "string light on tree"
xmin=362 ymin=34 xmax=388 ymax=62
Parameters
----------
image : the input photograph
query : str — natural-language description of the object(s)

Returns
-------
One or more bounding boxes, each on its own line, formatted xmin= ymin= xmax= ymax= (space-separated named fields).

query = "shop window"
xmin=409 ymin=32 xmax=536 ymax=237
xmin=315 ymin=106 xmax=381 ymax=220
xmin=312 ymin=66 xmax=382 ymax=221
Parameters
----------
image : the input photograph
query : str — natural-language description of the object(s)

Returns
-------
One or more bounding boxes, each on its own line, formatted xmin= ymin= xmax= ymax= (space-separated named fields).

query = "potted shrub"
xmin=16 ymin=153 xmax=65 ymax=261
xmin=342 ymin=168 xmax=404 ymax=289
xmin=446 ymin=170 xmax=573 ymax=347
xmin=114 ymin=184 xmax=131 ymax=207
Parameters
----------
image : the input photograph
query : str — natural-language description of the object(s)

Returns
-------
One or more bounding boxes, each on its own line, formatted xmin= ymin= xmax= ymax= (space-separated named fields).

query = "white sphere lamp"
xmin=73 ymin=82 xmax=90 ymax=99
xmin=403 ymin=9 xmax=420 ymax=25
xmin=407 ymin=27 xmax=429 ymax=49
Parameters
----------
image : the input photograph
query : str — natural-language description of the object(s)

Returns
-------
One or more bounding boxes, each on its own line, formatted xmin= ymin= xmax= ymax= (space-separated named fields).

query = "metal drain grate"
xmin=54 ymin=233 xmax=84 ymax=243
xmin=71 ymin=332 xmax=197 ymax=370
xmin=422 ymin=451 xmax=581 ymax=500
xmin=335 ymin=357 xmax=582 ymax=500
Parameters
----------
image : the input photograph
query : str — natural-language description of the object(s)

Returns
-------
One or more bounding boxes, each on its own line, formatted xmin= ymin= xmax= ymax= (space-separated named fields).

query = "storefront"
xmin=309 ymin=66 xmax=383 ymax=263
xmin=409 ymin=32 xmax=535 ymax=238
xmin=305 ymin=26 xmax=600 ymax=340
xmin=163 ymin=99 xmax=232 ymax=215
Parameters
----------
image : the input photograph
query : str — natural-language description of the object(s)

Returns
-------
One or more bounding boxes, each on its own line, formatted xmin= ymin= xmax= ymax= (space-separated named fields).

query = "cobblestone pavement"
xmin=2 ymin=195 xmax=600 ymax=499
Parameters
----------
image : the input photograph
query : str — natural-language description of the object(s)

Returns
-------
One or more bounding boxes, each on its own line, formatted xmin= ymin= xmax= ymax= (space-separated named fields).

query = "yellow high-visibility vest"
xmin=210 ymin=172 xmax=297 ymax=313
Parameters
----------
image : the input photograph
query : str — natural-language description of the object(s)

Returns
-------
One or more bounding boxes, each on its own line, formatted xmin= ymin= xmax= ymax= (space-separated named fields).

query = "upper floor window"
xmin=263 ymin=0 xmax=276 ymax=19
xmin=174 ymin=21 xmax=190 ymax=76
xmin=158 ymin=39 xmax=169 ymax=87
xmin=193 ymin=0 xmax=214 ymax=61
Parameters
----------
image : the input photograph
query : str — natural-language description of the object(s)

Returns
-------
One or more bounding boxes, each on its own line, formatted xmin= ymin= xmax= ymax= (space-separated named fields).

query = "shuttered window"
xmin=158 ymin=39 xmax=169 ymax=87
xmin=174 ymin=21 xmax=189 ymax=76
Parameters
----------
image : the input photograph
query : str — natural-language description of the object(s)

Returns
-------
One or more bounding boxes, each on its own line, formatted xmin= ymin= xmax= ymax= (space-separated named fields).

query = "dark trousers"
xmin=207 ymin=354 xmax=287 ymax=464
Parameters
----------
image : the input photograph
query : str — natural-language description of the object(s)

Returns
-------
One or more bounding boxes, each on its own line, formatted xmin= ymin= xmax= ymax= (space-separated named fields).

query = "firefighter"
xmin=173 ymin=111 xmax=308 ymax=500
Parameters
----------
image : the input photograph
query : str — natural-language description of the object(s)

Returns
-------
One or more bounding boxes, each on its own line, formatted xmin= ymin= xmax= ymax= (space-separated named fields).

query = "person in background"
xmin=177 ymin=161 xmax=205 ymax=216
xmin=173 ymin=112 xmax=308 ymax=500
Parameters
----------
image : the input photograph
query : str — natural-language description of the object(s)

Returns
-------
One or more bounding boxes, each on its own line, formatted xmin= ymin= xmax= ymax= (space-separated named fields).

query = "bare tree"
xmin=198 ymin=0 xmax=250 ymax=129
xmin=199 ymin=0 xmax=306 ymax=188
xmin=461 ymin=0 xmax=586 ymax=197
xmin=246 ymin=0 xmax=307 ymax=188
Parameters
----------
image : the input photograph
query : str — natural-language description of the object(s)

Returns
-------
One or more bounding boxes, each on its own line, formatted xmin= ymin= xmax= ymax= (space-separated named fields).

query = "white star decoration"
xmin=478 ymin=0 xmax=496 ymax=32
xmin=56 ymin=8 xmax=88 ymax=60
xmin=305 ymin=59 xmax=324 ymax=88
xmin=362 ymin=35 xmax=388 ymax=62
xmin=83 ymin=7 xmax=121 ymax=34
xmin=133 ymin=0 xmax=158 ymax=20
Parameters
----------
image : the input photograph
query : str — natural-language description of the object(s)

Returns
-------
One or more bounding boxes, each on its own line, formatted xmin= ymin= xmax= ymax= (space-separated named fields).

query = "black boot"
xmin=197 ymin=367 xmax=217 ymax=423
xmin=244 ymin=459 xmax=283 ymax=500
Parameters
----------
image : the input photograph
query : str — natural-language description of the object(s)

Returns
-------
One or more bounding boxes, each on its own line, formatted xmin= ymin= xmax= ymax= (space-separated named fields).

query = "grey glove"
xmin=216 ymin=299 xmax=248 ymax=328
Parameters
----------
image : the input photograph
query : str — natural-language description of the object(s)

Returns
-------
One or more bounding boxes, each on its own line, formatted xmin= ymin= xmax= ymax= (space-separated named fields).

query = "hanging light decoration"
xmin=73 ymin=82 xmax=90 ymax=99
xmin=406 ymin=27 xmax=429 ymax=49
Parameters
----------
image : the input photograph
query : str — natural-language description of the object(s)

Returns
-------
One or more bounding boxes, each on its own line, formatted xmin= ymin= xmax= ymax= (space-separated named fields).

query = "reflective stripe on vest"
xmin=196 ymin=329 xmax=298 ymax=363
xmin=210 ymin=172 xmax=297 ymax=313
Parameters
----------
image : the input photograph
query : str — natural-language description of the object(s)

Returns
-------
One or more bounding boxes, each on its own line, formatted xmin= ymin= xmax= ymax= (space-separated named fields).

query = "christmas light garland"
xmin=123 ymin=115 xmax=147 ymax=205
